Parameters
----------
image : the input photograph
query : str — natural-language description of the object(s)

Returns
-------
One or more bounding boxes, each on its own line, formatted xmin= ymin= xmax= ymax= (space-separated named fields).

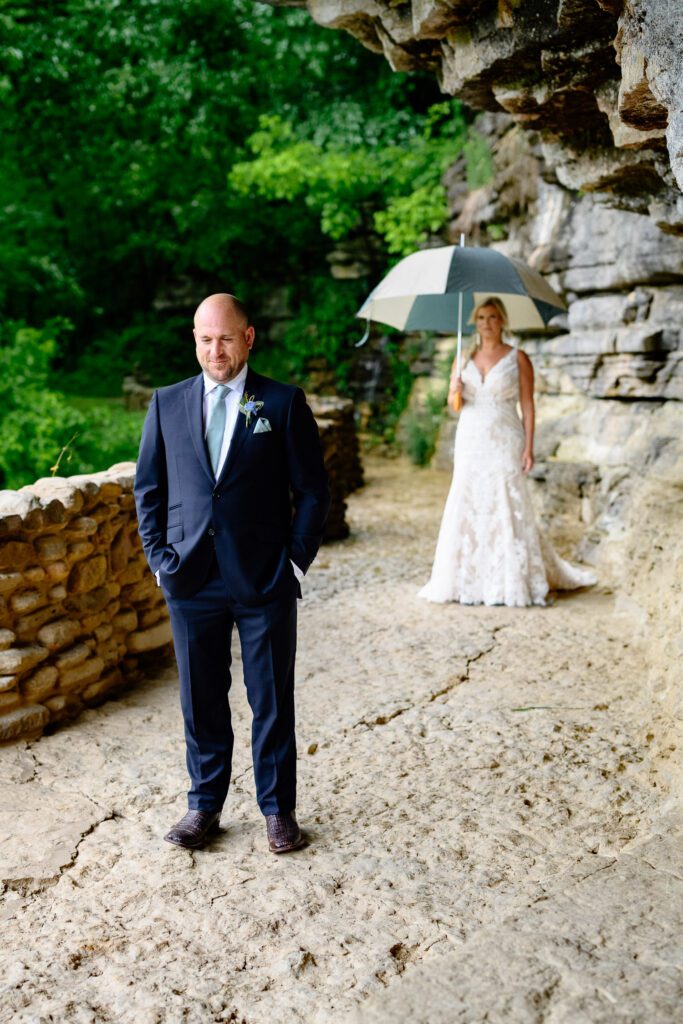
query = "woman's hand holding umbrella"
xmin=448 ymin=373 xmax=463 ymax=413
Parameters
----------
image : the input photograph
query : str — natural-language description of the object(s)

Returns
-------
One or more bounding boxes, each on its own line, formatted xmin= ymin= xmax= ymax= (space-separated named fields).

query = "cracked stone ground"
xmin=1 ymin=457 xmax=681 ymax=1024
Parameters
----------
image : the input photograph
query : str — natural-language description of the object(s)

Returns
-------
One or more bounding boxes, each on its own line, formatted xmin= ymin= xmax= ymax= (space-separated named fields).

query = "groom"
xmin=134 ymin=293 xmax=329 ymax=852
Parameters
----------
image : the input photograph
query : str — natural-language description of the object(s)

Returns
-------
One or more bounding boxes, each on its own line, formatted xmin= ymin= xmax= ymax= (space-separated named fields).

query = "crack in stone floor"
xmin=353 ymin=627 xmax=505 ymax=731
xmin=1 ymin=457 xmax=680 ymax=1023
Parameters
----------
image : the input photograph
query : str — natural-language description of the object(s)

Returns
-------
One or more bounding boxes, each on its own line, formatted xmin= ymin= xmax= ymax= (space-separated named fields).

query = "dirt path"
xmin=1 ymin=457 xmax=680 ymax=1023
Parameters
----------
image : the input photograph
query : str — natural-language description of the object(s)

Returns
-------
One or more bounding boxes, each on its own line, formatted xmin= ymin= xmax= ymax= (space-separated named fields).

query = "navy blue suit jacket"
xmin=134 ymin=367 xmax=330 ymax=604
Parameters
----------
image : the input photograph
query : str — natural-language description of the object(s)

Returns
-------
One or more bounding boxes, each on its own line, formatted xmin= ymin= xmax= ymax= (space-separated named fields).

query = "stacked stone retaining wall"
xmin=0 ymin=464 xmax=171 ymax=743
xmin=309 ymin=395 xmax=364 ymax=541
xmin=0 ymin=398 xmax=365 ymax=742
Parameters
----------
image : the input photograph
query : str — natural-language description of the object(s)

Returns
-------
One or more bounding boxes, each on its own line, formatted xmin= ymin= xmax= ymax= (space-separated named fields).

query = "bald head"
xmin=193 ymin=293 xmax=255 ymax=384
xmin=194 ymin=293 xmax=249 ymax=329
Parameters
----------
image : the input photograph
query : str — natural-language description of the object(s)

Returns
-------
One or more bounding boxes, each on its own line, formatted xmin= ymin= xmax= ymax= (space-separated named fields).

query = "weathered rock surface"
xmin=0 ymin=458 xmax=679 ymax=1022
xmin=431 ymin=120 xmax=683 ymax=627
xmin=266 ymin=1 xmax=683 ymax=222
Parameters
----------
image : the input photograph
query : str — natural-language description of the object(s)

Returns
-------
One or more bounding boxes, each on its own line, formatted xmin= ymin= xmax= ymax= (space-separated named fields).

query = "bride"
xmin=418 ymin=297 xmax=597 ymax=607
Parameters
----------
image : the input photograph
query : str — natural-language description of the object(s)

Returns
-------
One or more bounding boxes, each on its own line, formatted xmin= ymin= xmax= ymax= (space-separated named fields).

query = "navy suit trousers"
xmin=165 ymin=559 xmax=298 ymax=815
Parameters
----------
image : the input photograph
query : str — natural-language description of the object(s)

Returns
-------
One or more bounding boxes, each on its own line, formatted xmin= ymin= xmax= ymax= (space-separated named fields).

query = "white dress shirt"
xmin=203 ymin=364 xmax=248 ymax=478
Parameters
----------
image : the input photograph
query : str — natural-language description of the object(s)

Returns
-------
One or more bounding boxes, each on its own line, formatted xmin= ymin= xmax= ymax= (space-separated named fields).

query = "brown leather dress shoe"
xmin=266 ymin=811 xmax=305 ymax=853
xmin=164 ymin=809 xmax=221 ymax=849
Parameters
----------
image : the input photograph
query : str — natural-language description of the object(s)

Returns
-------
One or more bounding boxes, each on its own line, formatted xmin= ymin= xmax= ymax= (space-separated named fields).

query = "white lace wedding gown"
xmin=418 ymin=348 xmax=597 ymax=607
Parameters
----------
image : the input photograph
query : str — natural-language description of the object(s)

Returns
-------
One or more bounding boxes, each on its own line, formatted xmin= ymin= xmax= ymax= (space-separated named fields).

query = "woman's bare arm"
xmin=517 ymin=350 xmax=535 ymax=474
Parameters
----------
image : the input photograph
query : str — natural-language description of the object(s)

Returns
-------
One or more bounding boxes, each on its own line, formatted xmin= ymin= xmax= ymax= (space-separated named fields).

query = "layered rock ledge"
xmin=266 ymin=0 xmax=683 ymax=232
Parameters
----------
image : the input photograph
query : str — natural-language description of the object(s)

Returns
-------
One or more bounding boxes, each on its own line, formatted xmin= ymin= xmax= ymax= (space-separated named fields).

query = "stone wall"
xmin=310 ymin=395 xmax=365 ymax=541
xmin=0 ymin=399 xmax=364 ymax=743
xmin=0 ymin=465 xmax=171 ymax=743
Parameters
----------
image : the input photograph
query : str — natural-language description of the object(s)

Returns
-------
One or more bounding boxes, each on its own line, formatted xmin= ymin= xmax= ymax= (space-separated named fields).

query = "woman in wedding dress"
xmin=418 ymin=297 xmax=597 ymax=607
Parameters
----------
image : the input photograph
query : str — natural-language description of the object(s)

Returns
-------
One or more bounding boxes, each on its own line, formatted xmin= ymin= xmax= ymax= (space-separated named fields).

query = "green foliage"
xmin=0 ymin=322 xmax=144 ymax=487
xmin=1 ymin=0 xmax=454 ymax=349
xmin=231 ymin=100 xmax=473 ymax=257
xmin=72 ymin=403 xmax=147 ymax=476
xmin=230 ymin=120 xmax=378 ymax=241
xmin=0 ymin=322 xmax=84 ymax=486
xmin=374 ymin=184 xmax=448 ymax=257
xmin=464 ymin=126 xmax=494 ymax=190
xmin=401 ymin=387 xmax=449 ymax=467
xmin=380 ymin=344 xmax=416 ymax=446
xmin=0 ymin=0 xmax=494 ymax=455
xmin=249 ymin=275 xmax=366 ymax=388
xmin=58 ymin=313 xmax=196 ymax=396
xmin=486 ymin=223 xmax=507 ymax=241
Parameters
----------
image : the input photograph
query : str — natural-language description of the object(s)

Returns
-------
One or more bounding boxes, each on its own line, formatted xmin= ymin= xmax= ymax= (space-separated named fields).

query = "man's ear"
xmin=246 ymin=326 xmax=255 ymax=349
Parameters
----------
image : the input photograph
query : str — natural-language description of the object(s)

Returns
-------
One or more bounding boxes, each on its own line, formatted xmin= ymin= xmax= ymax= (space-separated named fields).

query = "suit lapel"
xmin=184 ymin=373 xmax=215 ymax=485
xmin=216 ymin=365 xmax=259 ymax=484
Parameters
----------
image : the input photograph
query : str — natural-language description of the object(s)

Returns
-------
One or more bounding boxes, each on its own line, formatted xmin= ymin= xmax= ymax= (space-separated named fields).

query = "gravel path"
xmin=1 ymin=457 xmax=680 ymax=1023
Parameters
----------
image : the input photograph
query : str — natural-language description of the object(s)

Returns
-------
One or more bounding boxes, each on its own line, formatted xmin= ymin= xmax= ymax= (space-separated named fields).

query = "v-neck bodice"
xmin=471 ymin=346 xmax=515 ymax=382
xmin=462 ymin=347 xmax=519 ymax=404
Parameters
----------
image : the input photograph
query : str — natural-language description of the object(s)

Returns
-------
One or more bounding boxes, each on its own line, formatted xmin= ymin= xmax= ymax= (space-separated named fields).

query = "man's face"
xmin=194 ymin=306 xmax=255 ymax=383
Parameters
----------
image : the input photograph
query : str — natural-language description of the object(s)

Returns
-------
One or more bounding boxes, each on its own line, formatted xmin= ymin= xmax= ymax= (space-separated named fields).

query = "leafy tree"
xmin=1 ymin=0 xmax=452 ymax=358
xmin=230 ymin=100 xmax=471 ymax=255
xmin=0 ymin=0 xmax=492 ymax=471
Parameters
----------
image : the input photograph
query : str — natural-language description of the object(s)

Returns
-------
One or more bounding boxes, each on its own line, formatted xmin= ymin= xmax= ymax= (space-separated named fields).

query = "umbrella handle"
xmin=451 ymin=391 xmax=463 ymax=413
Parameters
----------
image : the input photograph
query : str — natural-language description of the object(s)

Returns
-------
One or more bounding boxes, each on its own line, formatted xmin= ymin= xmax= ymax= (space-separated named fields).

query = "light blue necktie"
xmin=205 ymin=385 xmax=229 ymax=476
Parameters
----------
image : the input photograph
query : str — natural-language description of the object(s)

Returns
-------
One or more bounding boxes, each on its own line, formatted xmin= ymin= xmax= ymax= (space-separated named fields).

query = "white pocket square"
xmin=254 ymin=417 xmax=272 ymax=434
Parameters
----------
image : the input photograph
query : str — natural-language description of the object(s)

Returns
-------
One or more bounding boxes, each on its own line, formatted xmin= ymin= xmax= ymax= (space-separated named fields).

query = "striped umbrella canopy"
xmin=356 ymin=243 xmax=566 ymax=340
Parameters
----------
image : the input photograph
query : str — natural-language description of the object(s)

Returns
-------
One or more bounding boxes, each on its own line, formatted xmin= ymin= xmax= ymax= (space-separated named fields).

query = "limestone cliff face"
xmin=266 ymin=0 xmax=682 ymax=746
xmin=266 ymin=0 xmax=683 ymax=232
xmin=436 ymin=120 xmax=682 ymax=747
xmin=265 ymin=0 xmax=683 ymax=408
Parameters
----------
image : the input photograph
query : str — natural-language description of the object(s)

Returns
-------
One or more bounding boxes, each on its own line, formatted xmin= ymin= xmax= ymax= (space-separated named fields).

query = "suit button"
xmin=208 ymin=528 xmax=215 ymax=537
xmin=212 ymin=491 xmax=220 ymax=499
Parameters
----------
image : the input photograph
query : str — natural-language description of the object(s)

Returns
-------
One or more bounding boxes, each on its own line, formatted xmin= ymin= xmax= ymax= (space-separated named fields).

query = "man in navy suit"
xmin=134 ymin=293 xmax=329 ymax=852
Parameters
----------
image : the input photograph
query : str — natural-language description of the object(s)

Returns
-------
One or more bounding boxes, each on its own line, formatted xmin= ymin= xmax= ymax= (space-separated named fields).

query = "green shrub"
xmin=70 ymin=403 xmax=146 ymax=477
xmin=230 ymin=100 xmax=488 ymax=260
xmin=374 ymin=184 xmax=448 ymax=258
xmin=378 ymin=341 xmax=416 ymax=445
xmin=401 ymin=388 xmax=448 ymax=467
xmin=0 ymin=321 xmax=145 ymax=488
xmin=0 ymin=321 xmax=84 ymax=487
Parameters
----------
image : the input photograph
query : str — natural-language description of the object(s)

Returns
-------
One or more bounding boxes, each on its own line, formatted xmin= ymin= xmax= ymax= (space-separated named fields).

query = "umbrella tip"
xmin=355 ymin=316 xmax=371 ymax=348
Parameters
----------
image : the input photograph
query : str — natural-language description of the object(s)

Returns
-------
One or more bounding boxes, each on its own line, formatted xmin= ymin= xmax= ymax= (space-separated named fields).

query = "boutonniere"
xmin=238 ymin=392 xmax=264 ymax=427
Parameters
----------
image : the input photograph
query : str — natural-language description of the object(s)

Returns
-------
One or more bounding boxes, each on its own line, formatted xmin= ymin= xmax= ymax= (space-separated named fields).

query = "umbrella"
xmin=356 ymin=237 xmax=566 ymax=410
